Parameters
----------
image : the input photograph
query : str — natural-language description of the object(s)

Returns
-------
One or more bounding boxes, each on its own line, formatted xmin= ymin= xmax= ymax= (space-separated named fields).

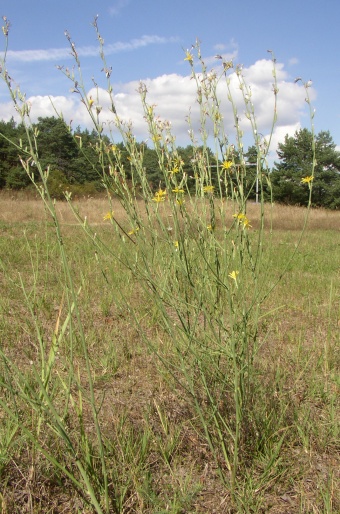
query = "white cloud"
xmin=28 ymin=95 xmax=81 ymax=121
xmin=4 ymin=47 xmax=71 ymax=63
xmin=214 ymin=43 xmax=227 ymax=52
xmin=288 ymin=57 xmax=299 ymax=66
xmin=203 ymin=39 xmax=238 ymax=66
xmin=265 ymin=123 xmax=302 ymax=163
xmin=1 ymin=35 xmax=179 ymax=63
xmin=109 ymin=0 xmax=131 ymax=16
xmin=0 ymin=58 xmax=314 ymax=159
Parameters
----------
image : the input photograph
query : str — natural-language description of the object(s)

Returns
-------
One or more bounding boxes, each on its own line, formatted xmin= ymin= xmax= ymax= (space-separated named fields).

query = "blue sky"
xmin=1 ymin=0 xmax=340 ymax=157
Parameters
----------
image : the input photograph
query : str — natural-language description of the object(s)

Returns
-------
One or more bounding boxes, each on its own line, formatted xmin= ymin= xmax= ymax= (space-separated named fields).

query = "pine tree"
xmin=271 ymin=129 xmax=340 ymax=208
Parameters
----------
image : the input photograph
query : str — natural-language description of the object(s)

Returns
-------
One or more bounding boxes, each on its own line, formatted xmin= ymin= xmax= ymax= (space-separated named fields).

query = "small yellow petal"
xmin=301 ymin=175 xmax=314 ymax=184
xmin=128 ymin=227 xmax=139 ymax=235
xmin=203 ymin=185 xmax=214 ymax=193
xmin=184 ymin=50 xmax=193 ymax=63
xmin=221 ymin=160 xmax=233 ymax=170
xmin=228 ymin=270 xmax=239 ymax=282
xmin=103 ymin=211 xmax=113 ymax=221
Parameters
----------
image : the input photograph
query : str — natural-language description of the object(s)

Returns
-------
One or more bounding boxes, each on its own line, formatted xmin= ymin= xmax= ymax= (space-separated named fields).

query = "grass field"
xmin=0 ymin=194 xmax=339 ymax=513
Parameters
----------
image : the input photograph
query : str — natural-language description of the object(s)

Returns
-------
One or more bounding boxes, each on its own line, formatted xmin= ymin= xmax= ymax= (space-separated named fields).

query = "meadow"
xmin=0 ymin=23 xmax=339 ymax=512
xmin=0 ymin=194 xmax=339 ymax=513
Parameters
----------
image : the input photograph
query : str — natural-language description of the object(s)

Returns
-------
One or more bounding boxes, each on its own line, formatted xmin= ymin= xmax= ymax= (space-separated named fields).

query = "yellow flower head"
xmin=88 ymin=96 xmax=94 ymax=108
xmin=203 ymin=185 xmax=215 ymax=193
xmin=242 ymin=217 xmax=252 ymax=229
xmin=172 ymin=187 xmax=185 ymax=194
xmin=301 ymin=175 xmax=314 ymax=184
xmin=221 ymin=160 xmax=233 ymax=170
xmin=184 ymin=50 xmax=194 ymax=63
xmin=170 ymin=166 xmax=180 ymax=174
xmin=233 ymin=213 xmax=252 ymax=229
xmin=103 ymin=211 xmax=113 ymax=221
xmin=154 ymin=189 xmax=166 ymax=198
xmin=173 ymin=240 xmax=179 ymax=248
xmin=152 ymin=189 xmax=166 ymax=203
xmin=228 ymin=270 xmax=239 ymax=283
xmin=128 ymin=227 xmax=139 ymax=235
xmin=233 ymin=213 xmax=246 ymax=220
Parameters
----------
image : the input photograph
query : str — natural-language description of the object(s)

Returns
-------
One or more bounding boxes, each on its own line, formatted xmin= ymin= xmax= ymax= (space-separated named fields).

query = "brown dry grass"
xmin=1 ymin=190 xmax=339 ymax=231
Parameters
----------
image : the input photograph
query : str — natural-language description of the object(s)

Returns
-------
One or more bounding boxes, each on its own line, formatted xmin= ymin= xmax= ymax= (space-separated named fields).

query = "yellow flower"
xmin=172 ymin=187 xmax=184 ymax=194
xmin=203 ymin=185 xmax=214 ymax=193
xmin=242 ymin=217 xmax=252 ymax=229
xmin=152 ymin=189 xmax=167 ymax=202
xmin=88 ymin=96 xmax=94 ymax=108
xmin=184 ymin=50 xmax=193 ymax=63
xmin=154 ymin=189 xmax=166 ymax=197
xmin=170 ymin=166 xmax=180 ymax=174
xmin=207 ymin=224 xmax=213 ymax=231
xmin=228 ymin=270 xmax=239 ymax=284
xmin=152 ymin=196 xmax=165 ymax=203
xmin=173 ymin=240 xmax=179 ymax=248
xmin=233 ymin=213 xmax=252 ymax=229
xmin=301 ymin=175 xmax=314 ymax=184
xmin=233 ymin=213 xmax=246 ymax=220
xmin=103 ymin=211 xmax=113 ymax=221
xmin=221 ymin=160 xmax=233 ymax=170
xmin=176 ymin=199 xmax=185 ymax=206
xmin=128 ymin=227 xmax=139 ymax=235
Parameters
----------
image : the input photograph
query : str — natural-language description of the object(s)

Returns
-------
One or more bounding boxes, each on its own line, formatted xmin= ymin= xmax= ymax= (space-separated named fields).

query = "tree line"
xmin=1 ymin=116 xmax=339 ymax=208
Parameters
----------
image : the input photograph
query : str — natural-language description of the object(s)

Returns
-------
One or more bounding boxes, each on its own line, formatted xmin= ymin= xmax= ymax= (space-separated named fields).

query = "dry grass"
xmin=1 ymin=191 xmax=340 ymax=231
xmin=0 ymin=195 xmax=339 ymax=513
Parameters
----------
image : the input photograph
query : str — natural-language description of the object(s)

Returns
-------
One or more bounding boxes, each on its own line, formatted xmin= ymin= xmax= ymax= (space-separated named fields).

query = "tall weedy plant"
xmin=59 ymin=19 xmax=314 ymax=491
xmin=0 ymin=15 xmax=315 ymax=510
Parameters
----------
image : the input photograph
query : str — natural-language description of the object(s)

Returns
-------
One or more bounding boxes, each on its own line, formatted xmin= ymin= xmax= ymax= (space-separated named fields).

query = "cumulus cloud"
xmin=264 ymin=123 xmax=302 ymax=162
xmin=0 ymin=58 xmax=314 ymax=160
xmin=28 ymin=95 xmax=81 ymax=121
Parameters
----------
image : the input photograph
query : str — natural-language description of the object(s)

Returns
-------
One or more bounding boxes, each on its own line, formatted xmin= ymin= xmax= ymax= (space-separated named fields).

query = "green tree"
xmin=244 ymin=146 xmax=272 ymax=202
xmin=143 ymin=145 xmax=162 ymax=185
xmin=271 ymin=128 xmax=340 ymax=208
xmin=71 ymin=127 xmax=106 ymax=184
xmin=34 ymin=116 xmax=78 ymax=182
xmin=0 ymin=118 xmax=27 ymax=188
